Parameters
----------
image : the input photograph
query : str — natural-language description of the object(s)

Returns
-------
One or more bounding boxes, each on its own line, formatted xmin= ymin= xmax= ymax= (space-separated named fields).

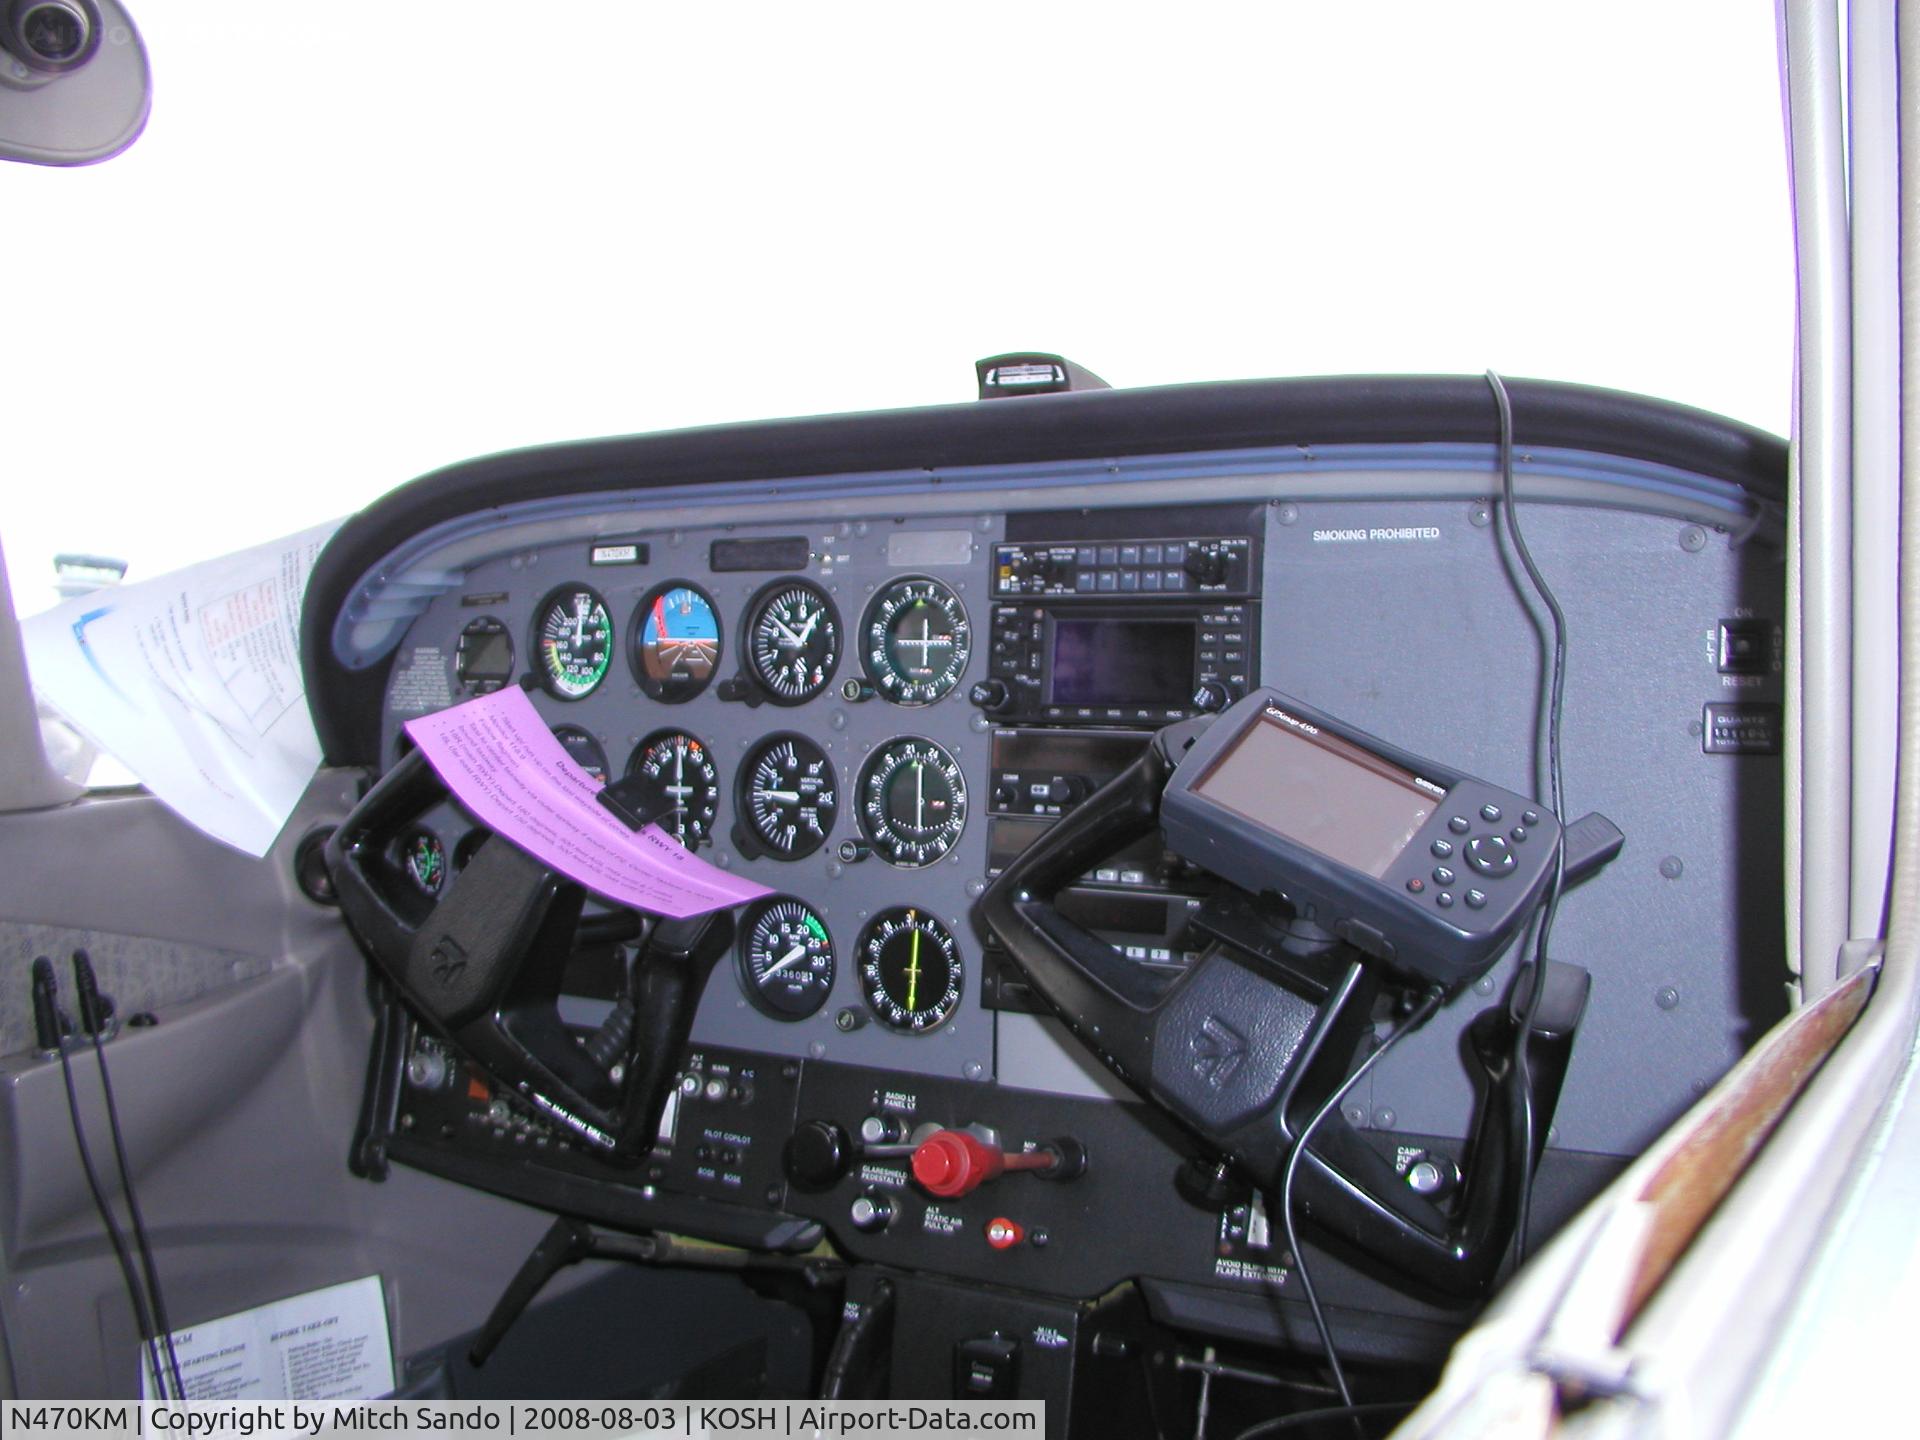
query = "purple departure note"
xmin=403 ymin=686 xmax=769 ymax=918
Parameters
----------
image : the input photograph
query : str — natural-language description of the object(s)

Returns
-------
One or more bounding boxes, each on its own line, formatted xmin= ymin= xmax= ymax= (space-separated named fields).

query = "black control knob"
xmin=784 ymin=1120 xmax=853 ymax=1192
xmin=837 ymin=838 xmax=871 ymax=864
xmin=840 ymin=678 xmax=875 ymax=702
xmin=970 ymin=679 xmax=1011 ymax=712
xmin=1045 ymin=776 xmax=1088 ymax=806
xmin=1191 ymin=680 xmax=1233 ymax=713
xmin=1184 ymin=549 xmax=1228 ymax=586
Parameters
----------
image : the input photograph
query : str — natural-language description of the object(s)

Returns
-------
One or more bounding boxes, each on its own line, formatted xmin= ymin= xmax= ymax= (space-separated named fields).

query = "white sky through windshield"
xmin=1 ymin=2 xmax=1791 ymax=616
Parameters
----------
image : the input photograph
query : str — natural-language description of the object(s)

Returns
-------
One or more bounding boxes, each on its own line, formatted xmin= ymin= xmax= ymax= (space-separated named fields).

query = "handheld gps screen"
xmin=1161 ymin=689 xmax=1563 ymax=982
xmin=1191 ymin=712 xmax=1439 ymax=878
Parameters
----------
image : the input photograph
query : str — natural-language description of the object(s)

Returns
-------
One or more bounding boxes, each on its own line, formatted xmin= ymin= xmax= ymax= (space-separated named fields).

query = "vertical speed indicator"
xmin=736 ymin=734 xmax=837 ymax=859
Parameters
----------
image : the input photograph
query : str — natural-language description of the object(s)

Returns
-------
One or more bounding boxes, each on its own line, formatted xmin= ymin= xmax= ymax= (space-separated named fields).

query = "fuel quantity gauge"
xmin=737 ymin=898 xmax=835 ymax=1020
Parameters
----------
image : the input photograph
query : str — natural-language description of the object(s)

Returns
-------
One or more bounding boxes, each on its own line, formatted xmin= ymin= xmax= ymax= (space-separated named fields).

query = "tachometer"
xmin=860 ymin=577 xmax=971 ymax=704
xmin=856 ymin=908 xmax=962 ymax=1033
xmin=736 ymin=734 xmax=837 ymax=859
xmin=531 ymin=585 xmax=613 ymax=700
xmin=858 ymin=737 xmax=968 ymax=867
xmin=744 ymin=579 xmax=840 ymax=704
xmin=737 ymin=897 xmax=835 ymax=1020
xmin=631 ymin=581 xmax=722 ymax=703
xmin=624 ymin=730 xmax=720 ymax=849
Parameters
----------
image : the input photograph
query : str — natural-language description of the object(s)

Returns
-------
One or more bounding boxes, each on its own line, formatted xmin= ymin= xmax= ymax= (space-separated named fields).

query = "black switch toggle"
xmin=953 ymin=1334 xmax=1020 ymax=1398
xmin=1717 ymin=619 xmax=1773 ymax=675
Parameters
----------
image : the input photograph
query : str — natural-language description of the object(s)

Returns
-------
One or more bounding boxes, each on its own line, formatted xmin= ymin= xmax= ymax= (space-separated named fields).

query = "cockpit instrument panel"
xmin=327 ymin=378 xmax=1788 ymax=1370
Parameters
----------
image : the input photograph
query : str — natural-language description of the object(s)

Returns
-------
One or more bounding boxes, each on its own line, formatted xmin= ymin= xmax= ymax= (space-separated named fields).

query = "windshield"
xmin=0 ymin=2 xmax=1791 ymax=616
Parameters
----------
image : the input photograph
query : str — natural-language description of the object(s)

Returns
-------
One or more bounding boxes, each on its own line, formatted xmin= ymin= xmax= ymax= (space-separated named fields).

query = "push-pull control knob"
xmin=850 ymin=1192 xmax=894 ymax=1232
xmin=860 ymin=1114 xmax=910 ymax=1146
xmin=785 ymin=1120 xmax=853 ymax=1192
xmin=910 ymin=1129 xmax=1073 ymax=1198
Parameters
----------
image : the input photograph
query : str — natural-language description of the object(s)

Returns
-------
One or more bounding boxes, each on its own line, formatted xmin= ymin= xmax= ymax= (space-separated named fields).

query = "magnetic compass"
xmin=736 ymin=734 xmax=837 ymax=859
xmin=736 ymin=897 xmax=835 ymax=1020
xmin=857 ymin=908 xmax=962 ymax=1033
xmin=860 ymin=577 xmax=971 ymax=705
xmin=531 ymin=585 xmax=613 ymax=700
xmin=858 ymin=737 xmax=968 ymax=867
xmin=744 ymin=579 xmax=840 ymax=704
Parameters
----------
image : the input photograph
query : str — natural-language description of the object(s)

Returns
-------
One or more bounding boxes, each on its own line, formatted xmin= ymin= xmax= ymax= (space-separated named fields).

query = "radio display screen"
xmin=1050 ymin=618 xmax=1194 ymax=707
xmin=1193 ymin=712 xmax=1438 ymax=878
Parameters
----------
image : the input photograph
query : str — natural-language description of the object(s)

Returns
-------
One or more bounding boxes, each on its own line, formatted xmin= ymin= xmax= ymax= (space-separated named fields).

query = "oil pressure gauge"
xmin=401 ymin=830 xmax=446 ymax=895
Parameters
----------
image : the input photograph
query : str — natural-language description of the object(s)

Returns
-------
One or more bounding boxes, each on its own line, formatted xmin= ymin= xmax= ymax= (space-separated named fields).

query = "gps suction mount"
xmin=326 ymin=747 xmax=732 ymax=1162
xmin=977 ymin=702 xmax=1619 ymax=1296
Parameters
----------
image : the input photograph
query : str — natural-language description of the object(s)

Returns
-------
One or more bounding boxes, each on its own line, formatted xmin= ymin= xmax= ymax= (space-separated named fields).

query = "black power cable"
xmin=1232 ymin=1399 xmax=1417 ymax=1440
xmin=36 ymin=957 xmax=168 ymax=1397
xmin=73 ymin=950 xmax=187 ymax=1401
xmin=1484 ymin=369 xmax=1571 ymax=1266
xmin=1276 ymin=988 xmax=1443 ymax=1421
